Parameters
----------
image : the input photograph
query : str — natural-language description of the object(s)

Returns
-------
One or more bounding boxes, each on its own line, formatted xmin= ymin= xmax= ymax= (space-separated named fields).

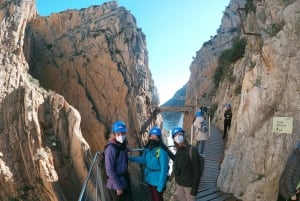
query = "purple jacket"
xmin=104 ymin=142 xmax=128 ymax=190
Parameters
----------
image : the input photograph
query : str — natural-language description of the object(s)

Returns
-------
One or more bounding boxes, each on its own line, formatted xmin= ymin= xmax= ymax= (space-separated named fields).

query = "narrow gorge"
xmin=0 ymin=0 xmax=300 ymax=201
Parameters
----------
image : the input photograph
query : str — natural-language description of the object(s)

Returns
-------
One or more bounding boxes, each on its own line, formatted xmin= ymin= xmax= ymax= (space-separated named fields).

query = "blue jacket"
xmin=129 ymin=146 xmax=169 ymax=192
xmin=104 ymin=142 xmax=128 ymax=190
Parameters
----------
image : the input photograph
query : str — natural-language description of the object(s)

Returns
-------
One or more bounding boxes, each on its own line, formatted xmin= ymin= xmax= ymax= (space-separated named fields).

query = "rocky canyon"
xmin=1 ymin=0 xmax=300 ymax=200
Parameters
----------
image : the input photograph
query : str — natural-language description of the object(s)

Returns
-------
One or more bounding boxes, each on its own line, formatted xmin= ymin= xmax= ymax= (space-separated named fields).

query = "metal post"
xmin=191 ymin=124 xmax=194 ymax=144
xmin=208 ymin=106 xmax=211 ymax=139
xmin=208 ymin=114 xmax=211 ymax=139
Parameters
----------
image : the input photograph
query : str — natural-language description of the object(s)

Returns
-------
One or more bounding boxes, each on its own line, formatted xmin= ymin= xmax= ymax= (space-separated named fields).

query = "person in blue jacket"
xmin=105 ymin=120 xmax=132 ymax=201
xmin=129 ymin=127 xmax=169 ymax=201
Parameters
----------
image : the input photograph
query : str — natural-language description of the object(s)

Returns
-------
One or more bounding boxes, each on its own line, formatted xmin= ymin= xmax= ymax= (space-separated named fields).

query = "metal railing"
xmin=78 ymin=151 xmax=106 ymax=201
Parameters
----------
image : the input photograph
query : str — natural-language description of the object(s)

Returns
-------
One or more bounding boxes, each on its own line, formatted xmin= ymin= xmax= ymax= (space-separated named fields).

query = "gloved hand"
xmin=290 ymin=194 xmax=297 ymax=200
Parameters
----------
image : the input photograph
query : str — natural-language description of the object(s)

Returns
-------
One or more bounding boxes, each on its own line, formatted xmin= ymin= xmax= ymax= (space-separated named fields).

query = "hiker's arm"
xmin=157 ymin=150 xmax=169 ymax=192
xmin=128 ymin=152 xmax=145 ymax=164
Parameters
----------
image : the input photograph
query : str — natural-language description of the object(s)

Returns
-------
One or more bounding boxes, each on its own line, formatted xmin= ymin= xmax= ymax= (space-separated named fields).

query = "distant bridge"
xmin=159 ymin=105 xmax=195 ymax=113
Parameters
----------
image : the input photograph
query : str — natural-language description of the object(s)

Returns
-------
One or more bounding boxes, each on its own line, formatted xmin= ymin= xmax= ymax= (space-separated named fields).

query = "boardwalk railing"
xmin=78 ymin=151 xmax=106 ymax=201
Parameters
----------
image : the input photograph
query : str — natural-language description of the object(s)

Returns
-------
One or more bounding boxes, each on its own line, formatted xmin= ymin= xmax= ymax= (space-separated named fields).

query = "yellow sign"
xmin=272 ymin=117 xmax=293 ymax=134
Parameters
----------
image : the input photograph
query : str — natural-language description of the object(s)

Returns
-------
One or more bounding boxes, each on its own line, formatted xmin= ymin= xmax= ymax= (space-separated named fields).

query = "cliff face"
xmin=0 ymin=1 xmax=156 ymax=200
xmin=24 ymin=2 xmax=157 ymax=153
xmin=185 ymin=0 xmax=300 ymax=200
xmin=0 ymin=0 xmax=90 ymax=200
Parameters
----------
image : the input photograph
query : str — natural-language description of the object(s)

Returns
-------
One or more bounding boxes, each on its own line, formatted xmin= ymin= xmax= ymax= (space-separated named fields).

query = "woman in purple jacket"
xmin=104 ymin=121 xmax=132 ymax=201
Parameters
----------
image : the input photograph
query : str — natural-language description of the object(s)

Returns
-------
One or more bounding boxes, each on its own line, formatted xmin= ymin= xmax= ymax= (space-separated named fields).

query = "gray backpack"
xmin=200 ymin=121 xmax=208 ymax=133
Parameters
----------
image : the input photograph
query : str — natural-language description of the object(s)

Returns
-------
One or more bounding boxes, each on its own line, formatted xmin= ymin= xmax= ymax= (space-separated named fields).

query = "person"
xmin=278 ymin=142 xmax=300 ymax=201
xmin=193 ymin=111 xmax=210 ymax=156
xmin=171 ymin=127 xmax=202 ymax=201
xmin=129 ymin=127 xmax=169 ymax=201
xmin=200 ymin=104 xmax=208 ymax=117
xmin=223 ymin=103 xmax=232 ymax=139
xmin=104 ymin=120 xmax=132 ymax=201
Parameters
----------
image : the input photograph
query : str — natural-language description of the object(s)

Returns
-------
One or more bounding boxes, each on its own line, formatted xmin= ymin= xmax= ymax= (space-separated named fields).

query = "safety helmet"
xmin=226 ymin=103 xmax=231 ymax=108
xmin=171 ymin=127 xmax=185 ymax=138
xmin=195 ymin=111 xmax=203 ymax=117
xmin=149 ymin=127 xmax=162 ymax=136
xmin=112 ymin=121 xmax=127 ymax=133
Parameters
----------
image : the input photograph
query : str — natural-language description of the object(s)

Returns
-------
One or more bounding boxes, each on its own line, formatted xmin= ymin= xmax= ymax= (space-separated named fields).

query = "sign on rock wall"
xmin=272 ymin=117 xmax=293 ymax=134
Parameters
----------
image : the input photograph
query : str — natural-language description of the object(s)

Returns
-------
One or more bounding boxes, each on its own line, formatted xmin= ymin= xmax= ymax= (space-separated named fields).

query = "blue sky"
xmin=36 ymin=0 xmax=229 ymax=104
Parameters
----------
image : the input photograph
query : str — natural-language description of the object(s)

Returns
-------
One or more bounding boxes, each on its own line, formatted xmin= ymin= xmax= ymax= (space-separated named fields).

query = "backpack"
xmin=189 ymin=146 xmax=205 ymax=177
xmin=200 ymin=121 xmax=208 ymax=133
xmin=100 ymin=143 xmax=122 ymax=181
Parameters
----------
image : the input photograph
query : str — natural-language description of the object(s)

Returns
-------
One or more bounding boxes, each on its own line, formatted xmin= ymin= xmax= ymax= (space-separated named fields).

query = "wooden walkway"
xmin=196 ymin=126 xmax=241 ymax=201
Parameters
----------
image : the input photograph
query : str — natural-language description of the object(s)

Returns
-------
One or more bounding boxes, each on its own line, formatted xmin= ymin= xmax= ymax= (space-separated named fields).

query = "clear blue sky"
xmin=36 ymin=0 xmax=229 ymax=104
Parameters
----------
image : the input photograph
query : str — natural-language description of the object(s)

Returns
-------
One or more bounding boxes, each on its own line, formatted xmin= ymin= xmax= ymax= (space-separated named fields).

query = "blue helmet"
xmin=226 ymin=103 xmax=231 ymax=108
xmin=149 ymin=127 xmax=162 ymax=136
xmin=171 ymin=127 xmax=185 ymax=138
xmin=195 ymin=111 xmax=203 ymax=117
xmin=112 ymin=121 xmax=127 ymax=133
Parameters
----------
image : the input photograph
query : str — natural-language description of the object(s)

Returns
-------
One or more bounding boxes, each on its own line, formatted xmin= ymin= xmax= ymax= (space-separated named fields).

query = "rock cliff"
xmin=0 ymin=0 xmax=157 ymax=200
xmin=24 ymin=2 xmax=157 ymax=153
xmin=0 ymin=0 xmax=91 ymax=200
xmin=184 ymin=0 xmax=300 ymax=200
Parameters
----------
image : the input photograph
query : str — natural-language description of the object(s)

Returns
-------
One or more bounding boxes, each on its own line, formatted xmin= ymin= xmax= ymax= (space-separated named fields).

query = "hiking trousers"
xmin=223 ymin=119 xmax=231 ymax=138
xmin=148 ymin=184 xmax=164 ymax=201
xmin=175 ymin=183 xmax=196 ymax=201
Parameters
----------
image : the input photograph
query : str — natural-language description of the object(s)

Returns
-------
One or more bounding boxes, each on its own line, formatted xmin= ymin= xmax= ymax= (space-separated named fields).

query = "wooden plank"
xmin=199 ymin=191 xmax=226 ymax=200
xmin=196 ymin=126 xmax=239 ymax=201
xmin=197 ymin=187 xmax=218 ymax=197
xmin=211 ymin=194 xmax=236 ymax=201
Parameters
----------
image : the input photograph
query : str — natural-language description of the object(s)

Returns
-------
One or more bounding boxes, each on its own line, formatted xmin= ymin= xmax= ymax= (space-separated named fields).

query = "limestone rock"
xmin=0 ymin=0 xmax=156 ymax=200
xmin=184 ymin=0 xmax=300 ymax=200
xmin=24 ymin=2 xmax=156 ymax=153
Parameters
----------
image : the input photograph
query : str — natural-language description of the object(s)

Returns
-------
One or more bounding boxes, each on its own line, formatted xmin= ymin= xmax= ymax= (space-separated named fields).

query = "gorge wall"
xmin=2 ymin=0 xmax=300 ymax=200
xmin=184 ymin=0 xmax=300 ymax=200
xmin=24 ymin=2 xmax=158 ymax=153
xmin=0 ymin=1 xmax=157 ymax=200
xmin=0 ymin=0 xmax=90 ymax=200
